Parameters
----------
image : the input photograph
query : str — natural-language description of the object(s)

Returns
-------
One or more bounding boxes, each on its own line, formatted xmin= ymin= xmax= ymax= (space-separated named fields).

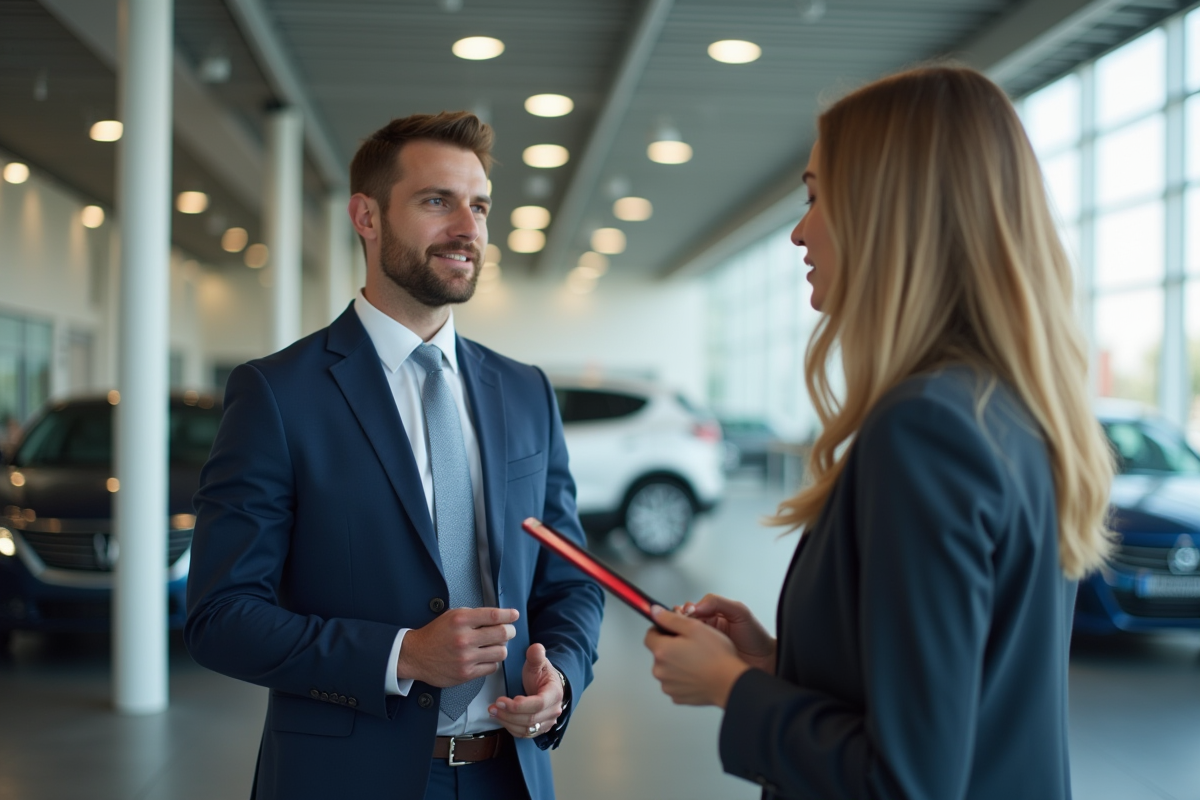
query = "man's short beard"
xmin=379 ymin=215 xmax=480 ymax=307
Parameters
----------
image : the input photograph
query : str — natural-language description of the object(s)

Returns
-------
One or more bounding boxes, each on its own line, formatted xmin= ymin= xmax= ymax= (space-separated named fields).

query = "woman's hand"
xmin=644 ymin=606 xmax=753 ymax=708
xmin=677 ymin=594 xmax=777 ymax=674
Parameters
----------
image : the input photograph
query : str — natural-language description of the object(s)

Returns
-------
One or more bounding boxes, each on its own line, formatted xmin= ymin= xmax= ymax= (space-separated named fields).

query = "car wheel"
xmin=622 ymin=479 xmax=695 ymax=557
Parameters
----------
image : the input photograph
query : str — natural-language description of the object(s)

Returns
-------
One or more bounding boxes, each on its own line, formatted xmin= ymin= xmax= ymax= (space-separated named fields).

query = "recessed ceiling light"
xmin=3 ymin=162 xmax=30 ymax=184
xmin=244 ymin=243 xmax=269 ymax=268
xmin=613 ymin=197 xmax=652 ymax=221
xmin=176 ymin=191 xmax=209 ymax=214
xmin=222 ymin=226 xmax=249 ymax=253
xmin=707 ymin=40 xmax=762 ymax=64
xmin=452 ymin=36 xmax=505 ymax=60
xmin=525 ymin=94 xmax=574 ymax=117
xmin=89 ymin=120 xmax=123 ymax=142
xmin=648 ymin=140 xmax=693 ymax=164
xmin=591 ymin=228 xmax=626 ymax=255
xmin=81 ymin=205 xmax=105 ymax=228
xmin=578 ymin=251 xmax=609 ymax=275
xmin=480 ymin=263 xmax=501 ymax=282
xmin=511 ymin=205 xmax=551 ymax=229
xmin=566 ymin=269 xmax=597 ymax=295
xmin=485 ymin=243 xmax=502 ymax=265
xmin=523 ymin=144 xmax=570 ymax=168
xmin=509 ymin=229 xmax=546 ymax=253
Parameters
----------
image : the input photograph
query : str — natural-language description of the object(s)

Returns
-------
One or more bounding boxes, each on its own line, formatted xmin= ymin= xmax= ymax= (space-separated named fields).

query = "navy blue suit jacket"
xmin=719 ymin=367 xmax=1076 ymax=800
xmin=185 ymin=306 xmax=604 ymax=800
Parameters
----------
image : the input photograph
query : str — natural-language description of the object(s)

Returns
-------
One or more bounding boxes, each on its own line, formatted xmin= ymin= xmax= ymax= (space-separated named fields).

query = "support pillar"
xmin=113 ymin=0 xmax=173 ymax=715
xmin=265 ymin=106 xmax=304 ymax=351
xmin=325 ymin=190 xmax=352 ymax=323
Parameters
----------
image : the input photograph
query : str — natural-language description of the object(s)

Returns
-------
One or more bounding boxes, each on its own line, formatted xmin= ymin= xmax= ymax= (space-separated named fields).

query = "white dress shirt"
xmin=353 ymin=291 xmax=503 ymax=736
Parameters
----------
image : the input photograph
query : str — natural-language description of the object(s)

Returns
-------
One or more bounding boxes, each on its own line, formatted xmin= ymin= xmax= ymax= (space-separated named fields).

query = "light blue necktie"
xmin=409 ymin=343 xmax=485 ymax=720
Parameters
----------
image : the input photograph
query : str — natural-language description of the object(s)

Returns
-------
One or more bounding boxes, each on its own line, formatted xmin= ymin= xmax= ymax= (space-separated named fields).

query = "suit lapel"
xmin=458 ymin=337 xmax=506 ymax=589
xmin=326 ymin=307 xmax=443 ymax=577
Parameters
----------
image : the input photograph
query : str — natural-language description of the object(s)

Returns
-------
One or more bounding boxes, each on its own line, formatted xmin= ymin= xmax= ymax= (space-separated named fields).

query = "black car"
xmin=0 ymin=392 xmax=221 ymax=648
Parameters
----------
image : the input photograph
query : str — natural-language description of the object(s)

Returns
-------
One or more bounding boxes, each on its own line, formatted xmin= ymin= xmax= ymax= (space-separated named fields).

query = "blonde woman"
xmin=644 ymin=65 xmax=1114 ymax=800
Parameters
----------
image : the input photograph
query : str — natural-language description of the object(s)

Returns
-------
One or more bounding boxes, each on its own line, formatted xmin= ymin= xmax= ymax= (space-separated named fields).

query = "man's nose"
xmin=450 ymin=204 xmax=481 ymax=241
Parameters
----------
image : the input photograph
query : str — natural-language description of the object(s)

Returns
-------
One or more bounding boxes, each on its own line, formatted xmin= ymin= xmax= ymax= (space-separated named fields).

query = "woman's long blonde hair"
xmin=772 ymin=65 xmax=1114 ymax=579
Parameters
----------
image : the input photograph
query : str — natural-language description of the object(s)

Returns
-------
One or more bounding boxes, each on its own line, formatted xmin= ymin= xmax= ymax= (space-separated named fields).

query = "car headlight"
xmin=0 ymin=527 xmax=15 ymax=558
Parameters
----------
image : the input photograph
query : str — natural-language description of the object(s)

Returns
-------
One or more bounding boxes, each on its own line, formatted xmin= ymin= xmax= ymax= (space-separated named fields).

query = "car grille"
xmin=1107 ymin=543 xmax=1200 ymax=619
xmin=19 ymin=528 xmax=193 ymax=572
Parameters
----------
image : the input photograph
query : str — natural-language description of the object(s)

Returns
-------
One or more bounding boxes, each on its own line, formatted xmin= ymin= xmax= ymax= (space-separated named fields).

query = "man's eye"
xmin=428 ymin=197 xmax=444 ymax=206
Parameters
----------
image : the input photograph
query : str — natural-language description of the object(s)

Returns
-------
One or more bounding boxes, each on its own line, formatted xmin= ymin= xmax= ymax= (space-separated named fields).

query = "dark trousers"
xmin=424 ymin=746 xmax=531 ymax=800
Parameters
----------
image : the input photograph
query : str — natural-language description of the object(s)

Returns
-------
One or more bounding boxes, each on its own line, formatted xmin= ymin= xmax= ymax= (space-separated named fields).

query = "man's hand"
xmin=488 ymin=643 xmax=564 ymax=739
xmin=396 ymin=607 xmax=518 ymax=688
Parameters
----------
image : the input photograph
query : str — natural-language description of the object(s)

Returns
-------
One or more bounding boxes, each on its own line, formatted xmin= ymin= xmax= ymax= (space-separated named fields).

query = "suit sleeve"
xmin=719 ymin=396 xmax=1003 ymax=799
xmin=184 ymin=363 xmax=401 ymax=719
xmin=526 ymin=367 xmax=605 ymax=749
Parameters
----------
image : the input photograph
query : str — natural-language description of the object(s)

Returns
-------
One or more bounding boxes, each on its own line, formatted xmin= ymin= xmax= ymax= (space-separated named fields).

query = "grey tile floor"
xmin=1 ymin=478 xmax=1197 ymax=800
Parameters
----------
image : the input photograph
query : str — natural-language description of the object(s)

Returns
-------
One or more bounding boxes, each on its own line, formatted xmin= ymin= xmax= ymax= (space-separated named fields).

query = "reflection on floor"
xmin=1 ymin=478 xmax=1197 ymax=800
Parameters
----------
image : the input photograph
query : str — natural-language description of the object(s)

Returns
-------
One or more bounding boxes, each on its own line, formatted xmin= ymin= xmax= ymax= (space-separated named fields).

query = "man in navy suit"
xmin=185 ymin=111 xmax=604 ymax=800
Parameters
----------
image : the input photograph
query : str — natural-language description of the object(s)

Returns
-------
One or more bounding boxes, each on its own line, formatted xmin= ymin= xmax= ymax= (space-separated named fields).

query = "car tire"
xmin=621 ymin=478 xmax=696 ymax=557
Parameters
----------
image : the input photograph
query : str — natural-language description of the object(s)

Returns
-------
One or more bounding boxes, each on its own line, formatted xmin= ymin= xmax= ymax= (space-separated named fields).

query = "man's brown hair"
xmin=349 ymin=111 xmax=494 ymax=212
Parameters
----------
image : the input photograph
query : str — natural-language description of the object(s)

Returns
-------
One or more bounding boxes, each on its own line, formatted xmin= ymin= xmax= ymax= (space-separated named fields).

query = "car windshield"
xmin=1103 ymin=420 xmax=1200 ymax=476
xmin=13 ymin=402 xmax=222 ymax=468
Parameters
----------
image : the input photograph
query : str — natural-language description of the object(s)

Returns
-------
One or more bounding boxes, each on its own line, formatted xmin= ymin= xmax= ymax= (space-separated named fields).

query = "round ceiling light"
xmin=81 ymin=205 xmax=105 ymax=228
xmin=480 ymin=263 xmax=501 ymax=282
xmin=566 ymin=268 xmax=597 ymax=295
xmin=591 ymin=227 xmax=626 ymax=255
xmin=508 ymin=229 xmax=546 ymax=253
xmin=523 ymin=144 xmax=569 ymax=168
xmin=244 ymin=243 xmax=269 ymax=268
xmin=648 ymin=140 xmax=693 ymax=164
xmin=613 ymin=196 xmax=652 ymax=221
xmin=707 ymin=40 xmax=762 ymax=64
xmin=511 ymin=205 xmax=551 ymax=229
xmin=452 ymin=36 xmax=505 ymax=60
xmin=525 ymin=94 xmax=574 ymax=117
xmin=578 ymin=251 xmax=609 ymax=275
xmin=484 ymin=243 xmax=502 ymax=265
xmin=3 ymin=162 xmax=30 ymax=184
xmin=176 ymin=191 xmax=209 ymax=214
xmin=222 ymin=226 xmax=249 ymax=253
xmin=89 ymin=120 xmax=124 ymax=142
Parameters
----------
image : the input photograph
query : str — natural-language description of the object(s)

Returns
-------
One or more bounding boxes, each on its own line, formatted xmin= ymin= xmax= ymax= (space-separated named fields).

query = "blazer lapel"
xmin=326 ymin=307 xmax=443 ymax=577
xmin=458 ymin=337 xmax=507 ymax=589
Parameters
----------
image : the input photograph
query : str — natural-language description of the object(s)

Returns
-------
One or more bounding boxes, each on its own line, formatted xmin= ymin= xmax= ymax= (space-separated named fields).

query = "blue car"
xmin=0 ymin=393 xmax=221 ymax=649
xmin=1073 ymin=400 xmax=1200 ymax=635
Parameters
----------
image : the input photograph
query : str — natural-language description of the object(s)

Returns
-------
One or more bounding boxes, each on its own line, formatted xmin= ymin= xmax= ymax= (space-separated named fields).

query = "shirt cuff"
xmin=384 ymin=628 xmax=414 ymax=696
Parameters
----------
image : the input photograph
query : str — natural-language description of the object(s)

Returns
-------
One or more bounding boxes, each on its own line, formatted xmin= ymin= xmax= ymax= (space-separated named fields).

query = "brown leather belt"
xmin=432 ymin=729 xmax=511 ymax=765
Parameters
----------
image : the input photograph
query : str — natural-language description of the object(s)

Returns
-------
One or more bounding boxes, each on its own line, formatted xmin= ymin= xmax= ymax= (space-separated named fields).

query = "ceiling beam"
xmin=224 ymin=0 xmax=347 ymax=189
xmin=657 ymin=0 xmax=1128 ymax=281
xmin=535 ymin=0 xmax=675 ymax=275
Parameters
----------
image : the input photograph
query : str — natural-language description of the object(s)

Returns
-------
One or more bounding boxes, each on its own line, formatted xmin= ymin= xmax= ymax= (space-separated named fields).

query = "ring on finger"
xmin=527 ymin=722 xmax=541 ymax=736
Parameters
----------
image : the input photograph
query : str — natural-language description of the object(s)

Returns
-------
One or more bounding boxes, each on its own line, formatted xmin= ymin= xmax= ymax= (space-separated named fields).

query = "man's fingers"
xmin=525 ymin=642 xmax=548 ymax=667
xmin=454 ymin=607 xmax=519 ymax=627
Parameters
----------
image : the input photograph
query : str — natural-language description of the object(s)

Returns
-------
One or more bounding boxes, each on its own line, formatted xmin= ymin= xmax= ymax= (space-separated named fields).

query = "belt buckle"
xmin=447 ymin=733 xmax=483 ymax=767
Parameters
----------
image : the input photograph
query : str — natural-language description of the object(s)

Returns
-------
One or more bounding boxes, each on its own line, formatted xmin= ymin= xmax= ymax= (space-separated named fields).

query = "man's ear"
xmin=348 ymin=193 xmax=380 ymax=243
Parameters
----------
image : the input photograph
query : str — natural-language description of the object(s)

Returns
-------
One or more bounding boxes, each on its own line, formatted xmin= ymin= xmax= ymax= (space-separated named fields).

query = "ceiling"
xmin=1 ymin=0 xmax=1196 ymax=281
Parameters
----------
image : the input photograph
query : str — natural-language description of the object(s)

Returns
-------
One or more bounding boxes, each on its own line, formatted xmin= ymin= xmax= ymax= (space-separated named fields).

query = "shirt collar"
xmin=353 ymin=289 xmax=460 ymax=375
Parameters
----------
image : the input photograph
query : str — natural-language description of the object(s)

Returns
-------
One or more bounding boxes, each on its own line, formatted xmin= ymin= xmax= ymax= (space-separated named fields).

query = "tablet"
xmin=522 ymin=517 xmax=668 ymax=626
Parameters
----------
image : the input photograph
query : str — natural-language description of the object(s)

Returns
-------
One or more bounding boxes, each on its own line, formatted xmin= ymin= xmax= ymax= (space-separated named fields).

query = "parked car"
xmin=0 ymin=392 xmax=221 ymax=647
xmin=551 ymin=375 xmax=724 ymax=557
xmin=1073 ymin=400 xmax=1200 ymax=635
xmin=718 ymin=418 xmax=783 ymax=471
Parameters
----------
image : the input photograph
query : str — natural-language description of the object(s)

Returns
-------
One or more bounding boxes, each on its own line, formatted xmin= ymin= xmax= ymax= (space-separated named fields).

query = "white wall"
xmin=455 ymin=275 xmax=709 ymax=403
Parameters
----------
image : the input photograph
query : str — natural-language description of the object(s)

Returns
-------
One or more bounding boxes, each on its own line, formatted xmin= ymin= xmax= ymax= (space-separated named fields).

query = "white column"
xmin=325 ymin=190 xmax=352 ymax=323
xmin=113 ymin=0 xmax=172 ymax=715
xmin=1161 ymin=16 xmax=1188 ymax=427
xmin=265 ymin=106 xmax=304 ymax=351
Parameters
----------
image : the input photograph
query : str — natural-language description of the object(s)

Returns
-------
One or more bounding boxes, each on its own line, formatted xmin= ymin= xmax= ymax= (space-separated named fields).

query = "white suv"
xmin=550 ymin=375 xmax=725 ymax=556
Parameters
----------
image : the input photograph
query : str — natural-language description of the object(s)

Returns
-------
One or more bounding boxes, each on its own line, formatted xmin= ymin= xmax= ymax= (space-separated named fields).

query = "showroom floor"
xmin=1 ymin=478 xmax=1198 ymax=800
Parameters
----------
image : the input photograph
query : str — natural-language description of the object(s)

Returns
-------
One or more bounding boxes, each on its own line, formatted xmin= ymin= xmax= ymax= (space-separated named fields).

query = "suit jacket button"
xmin=339 ymin=695 xmax=347 ymax=704
xmin=320 ymin=692 xmax=329 ymax=702
xmin=429 ymin=597 xmax=446 ymax=613
xmin=418 ymin=693 xmax=433 ymax=709
xmin=310 ymin=689 xmax=319 ymax=699
xmin=348 ymin=697 xmax=358 ymax=708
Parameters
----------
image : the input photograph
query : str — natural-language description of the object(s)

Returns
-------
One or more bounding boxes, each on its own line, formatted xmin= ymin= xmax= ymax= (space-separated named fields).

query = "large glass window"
xmin=1024 ymin=74 xmax=1081 ymax=155
xmin=1187 ymin=280 xmax=1200 ymax=448
xmin=0 ymin=311 xmax=53 ymax=442
xmin=1094 ymin=202 xmax=1164 ymax=290
xmin=1095 ymin=114 xmax=1165 ymax=207
xmin=1095 ymin=29 xmax=1166 ymax=129
xmin=1188 ymin=6 xmax=1200 ymax=91
xmin=1094 ymin=288 xmax=1163 ymax=405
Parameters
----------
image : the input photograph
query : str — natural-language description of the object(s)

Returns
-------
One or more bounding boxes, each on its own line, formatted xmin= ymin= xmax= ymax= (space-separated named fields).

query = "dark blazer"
xmin=185 ymin=305 xmax=605 ymax=800
xmin=720 ymin=367 xmax=1076 ymax=800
